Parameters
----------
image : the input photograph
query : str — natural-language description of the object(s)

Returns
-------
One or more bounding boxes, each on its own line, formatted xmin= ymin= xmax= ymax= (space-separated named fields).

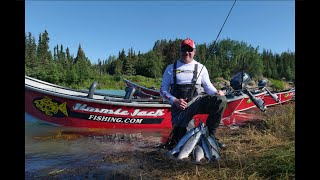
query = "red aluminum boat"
xmin=25 ymin=76 xmax=250 ymax=128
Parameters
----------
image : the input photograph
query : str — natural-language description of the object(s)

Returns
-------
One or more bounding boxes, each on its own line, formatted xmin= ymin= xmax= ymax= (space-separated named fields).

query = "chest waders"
xmin=164 ymin=61 xmax=200 ymax=150
xmin=170 ymin=61 xmax=199 ymax=101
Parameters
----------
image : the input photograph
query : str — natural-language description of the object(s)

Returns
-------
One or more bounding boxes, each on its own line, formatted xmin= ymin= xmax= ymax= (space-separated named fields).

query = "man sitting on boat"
xmin=160 ymin=38 xmax=227 ymax=149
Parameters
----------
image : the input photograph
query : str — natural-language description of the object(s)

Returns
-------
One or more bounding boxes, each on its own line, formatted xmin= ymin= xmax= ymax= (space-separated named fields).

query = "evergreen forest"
xmin=25 ymin=30 xmax=295 ymax=89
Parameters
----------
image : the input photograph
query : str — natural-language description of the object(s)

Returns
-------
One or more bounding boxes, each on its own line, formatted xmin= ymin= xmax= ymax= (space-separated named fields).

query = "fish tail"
xmin=58 ymin=102 xmax=68 ymax=116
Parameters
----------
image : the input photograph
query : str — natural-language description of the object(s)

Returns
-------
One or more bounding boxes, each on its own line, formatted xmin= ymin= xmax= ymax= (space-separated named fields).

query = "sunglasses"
xmin=181 ymin=47 xmax=194 ymax=53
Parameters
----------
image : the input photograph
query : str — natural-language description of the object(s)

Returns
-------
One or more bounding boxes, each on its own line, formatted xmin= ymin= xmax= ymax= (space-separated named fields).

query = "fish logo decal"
xmin=284 ymin=93 xmax=292 ymax=98
xmin=34 ymin=96 xmax=68 ymax=117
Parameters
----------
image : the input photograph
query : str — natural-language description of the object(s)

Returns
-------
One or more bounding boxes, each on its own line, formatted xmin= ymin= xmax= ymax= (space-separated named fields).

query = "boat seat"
xmin=124 ymin=86 xmax=136 ymax=100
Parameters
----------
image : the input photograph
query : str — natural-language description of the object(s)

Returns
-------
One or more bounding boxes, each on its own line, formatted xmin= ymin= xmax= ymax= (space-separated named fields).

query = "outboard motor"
xmin=230 ymin=72 xmax=251 ymax=90
xmin=258 ymin=79 xmax=268 ymax=90
xmin=245 ymin=89 xmax=266 ymax=112
xmin=258 ymin=79 xmax=280 ymax=103
xmin=265 ymin=88 xmax=280 ymax=103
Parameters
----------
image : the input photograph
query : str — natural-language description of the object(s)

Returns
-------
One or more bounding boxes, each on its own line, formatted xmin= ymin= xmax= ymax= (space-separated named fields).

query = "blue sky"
xmin=25 ymin=1 xmax=294 ymax=64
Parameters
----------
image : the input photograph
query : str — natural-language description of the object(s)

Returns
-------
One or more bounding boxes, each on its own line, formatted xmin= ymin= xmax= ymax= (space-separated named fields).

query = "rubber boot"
xmin=164 ymin=126 xmax=187 ymax=150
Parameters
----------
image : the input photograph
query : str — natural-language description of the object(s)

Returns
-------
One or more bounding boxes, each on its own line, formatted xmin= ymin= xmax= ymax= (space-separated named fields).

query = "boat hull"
xmin=263 ymin=89 xmax=295 ymax=107
xmin=25 ymin=76 xmax=259 ymax=128
xmin=234 ymin=91 xmax=266 ymax=112
xmin=26 ymin=89 xmax=246 ymax=128
xmin=25 ymin=88 xmax=174 ymax=129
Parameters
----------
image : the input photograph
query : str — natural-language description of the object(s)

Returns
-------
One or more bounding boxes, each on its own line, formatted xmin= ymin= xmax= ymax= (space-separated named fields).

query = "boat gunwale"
xmin=25 ymin=76 xmax=124 ymax=98
xmin=25 ymin=76 xmax=254 ymax=107
xmin=25 ymin=76 xmax=172 ymax=108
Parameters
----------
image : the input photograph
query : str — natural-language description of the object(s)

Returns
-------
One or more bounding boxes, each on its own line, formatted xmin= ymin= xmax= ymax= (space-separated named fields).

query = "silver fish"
xmin=210 ymin=146 xmax=221 ymax=160
xmin=193 ymin=144 xmax=205 ymax=164
xmin=206 ymin=135 xmax=221 ymax=160
xmin=177 ymin=130 xmax=202 ymax=160
xmin=186 ymin=119 xmax=195 ymax=132
xmin=169 ymin=124 xmax=202 ymax=155
xmin=201 ymin=135 xmax=213 ymax=162
xmin=207 ymin=134 xmax=220 ymax=152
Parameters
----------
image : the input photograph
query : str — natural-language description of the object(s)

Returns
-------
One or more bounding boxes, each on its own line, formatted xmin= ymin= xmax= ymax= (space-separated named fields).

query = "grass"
xmin=52 ymin=74 xmax=294 ymax=94
xmin=140 ymin=103 xmax=296 ymax=179
xmin=39 ymin=103 xmax=295 ymax=179
xmin=193 ymin=103 xmax=295 ymax=179
xmin=64 ymin=74 xmax=163 ymax=90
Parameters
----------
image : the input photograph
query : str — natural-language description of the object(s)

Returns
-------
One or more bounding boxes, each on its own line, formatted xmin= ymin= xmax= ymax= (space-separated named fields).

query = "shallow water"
xmin=25 ymin=113 xmax=170 ymax=176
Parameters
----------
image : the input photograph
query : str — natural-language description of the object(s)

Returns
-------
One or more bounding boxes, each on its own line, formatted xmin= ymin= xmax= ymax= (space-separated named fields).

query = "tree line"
xmin=25 ymin=30 xmax=295 ymax=86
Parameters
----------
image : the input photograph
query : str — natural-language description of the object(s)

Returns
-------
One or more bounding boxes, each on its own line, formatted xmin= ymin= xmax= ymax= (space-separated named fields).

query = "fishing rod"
xmin=194 ymin=0 xmax=237 ymax=84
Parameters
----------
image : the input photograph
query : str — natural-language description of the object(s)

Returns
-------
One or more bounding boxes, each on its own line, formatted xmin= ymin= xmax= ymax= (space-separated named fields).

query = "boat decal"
xmin=284 ymin=92 xmax=293 ymax=98
xmin=246 ymin=99 xmax=252 ymax=103
xmin=33 ymin=96 xmax=68 ymax=117
xmin=69 ymin=112 xmax=164 ymax=124
xmin=72 ymin=103 xmax=165 ymax=117
xmin=32 ymin=97 xmax=165 ymax=124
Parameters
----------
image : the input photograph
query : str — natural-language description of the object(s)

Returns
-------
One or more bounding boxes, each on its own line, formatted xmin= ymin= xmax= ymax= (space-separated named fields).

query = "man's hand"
xmin=216 ymin=90 xmax=225 ymax=96
xmin=173 ymin=98 xmax=188 ymax=110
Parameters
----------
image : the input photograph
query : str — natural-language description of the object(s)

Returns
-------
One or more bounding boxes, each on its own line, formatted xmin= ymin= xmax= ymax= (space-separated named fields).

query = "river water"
xmin=25 ymin=90 xmax=171 ymax=178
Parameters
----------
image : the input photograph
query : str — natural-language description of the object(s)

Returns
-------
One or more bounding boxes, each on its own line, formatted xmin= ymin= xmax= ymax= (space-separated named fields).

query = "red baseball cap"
xmin=181 ymin=38 xmax=196 ymax=49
